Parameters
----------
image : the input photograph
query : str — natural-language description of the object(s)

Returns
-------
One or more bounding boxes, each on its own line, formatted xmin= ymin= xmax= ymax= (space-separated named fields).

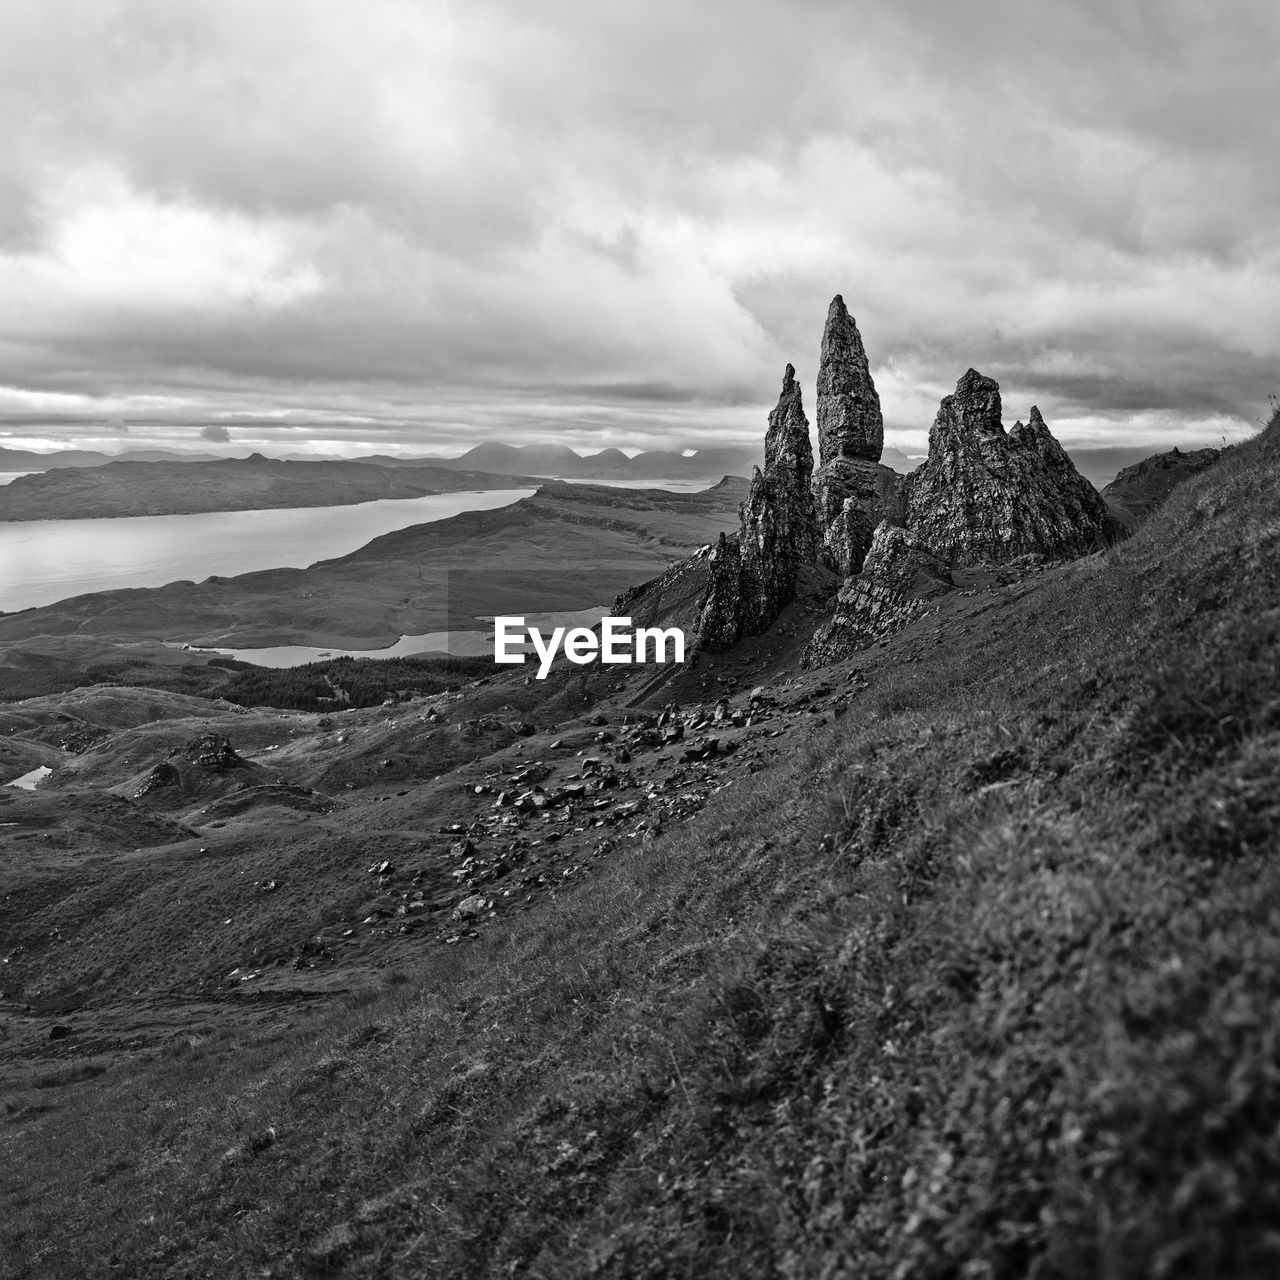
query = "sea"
xmin=0 ymin=487 xmax=535 ymax=614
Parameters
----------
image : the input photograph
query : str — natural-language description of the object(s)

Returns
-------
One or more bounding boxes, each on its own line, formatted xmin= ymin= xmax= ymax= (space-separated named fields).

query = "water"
xmin=553 ymin=476 xmax=726 ymax=492
xmin=176 ymin=606 xmax=614 ymax=668
xmin=0 ymin=489 xmax=535 ymax=613
xmin=0 ymin=472 xmax=37 ymax=486
xmin=6 ymin=765 xmax=52 ymax=790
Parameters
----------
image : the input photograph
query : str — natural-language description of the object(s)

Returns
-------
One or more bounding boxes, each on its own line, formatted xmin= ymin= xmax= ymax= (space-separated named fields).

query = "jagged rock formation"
xmin=697 ymin=365 xmax=821 ymax=650
xmin=817 ymin=463 xmax=907 ymax=579
xmin=905 ymin=372 xmax=1117 ymax=565
xmin=804 ymin=522 xmax=954 ymax=665
xmin=811 ymin=296 xmax=906 ymax=575
xmin=815 ymin=295 xmax=883 ymax=463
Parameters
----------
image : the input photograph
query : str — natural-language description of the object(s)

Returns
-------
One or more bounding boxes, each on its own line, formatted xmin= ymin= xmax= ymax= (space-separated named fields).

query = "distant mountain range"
xmin=2 ymin=439 xmax=1165 ymax=488
xmin=1 ymin=440 xmax=917 ymax=480
xmin=0 ymin=446 xmax=226 ymax=469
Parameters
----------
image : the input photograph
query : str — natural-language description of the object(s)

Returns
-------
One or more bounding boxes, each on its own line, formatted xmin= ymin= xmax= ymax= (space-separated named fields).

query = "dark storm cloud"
xmin=199 ymin=424 xmax=231 ymax=442
xmin=0 ymin=0 xmax=1275 ymax=455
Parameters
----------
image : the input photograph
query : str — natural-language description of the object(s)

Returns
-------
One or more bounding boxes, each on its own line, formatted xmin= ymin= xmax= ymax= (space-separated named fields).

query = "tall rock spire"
xmin=816 ymin=294 xmax=884 ymax=464
xmin=696 ymin=364 xmax=821 ymax=650
xmin=811 ymin=296 xmax=903 ymax=576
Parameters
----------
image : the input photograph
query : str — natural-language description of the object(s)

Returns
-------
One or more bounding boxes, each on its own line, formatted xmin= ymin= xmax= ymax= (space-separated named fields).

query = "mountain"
xmin=2 ymin=406 xmax=1276 ymax=1277
xmin=0 ymin=446 xmax=114 ymax=469
xmin=2 ymin=290 xmax=1275 ymax=1278
xmin=0 ymin=455 xmax=539 ymax=521
xmin=420 ymin=441 xmax=762 ymax=480
xmin=0 ymin=479 xmax=746 ymax=646
xmin=0 ymin=446 xmax=228 ymax=470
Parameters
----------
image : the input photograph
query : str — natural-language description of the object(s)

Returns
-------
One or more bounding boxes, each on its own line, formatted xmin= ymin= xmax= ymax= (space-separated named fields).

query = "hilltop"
xmin=0 ymin=479 xmax=745 ymax=651
xmin=0 ymin=455 xmax=540 ymax=522
xmin=2 ymin=400 xmax=1273 ymax=1275
xmin=1 ymin=290 xmax=1274 ymax=1277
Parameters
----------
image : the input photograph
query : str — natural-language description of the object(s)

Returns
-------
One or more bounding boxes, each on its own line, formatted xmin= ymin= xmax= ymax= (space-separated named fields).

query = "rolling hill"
xmin=0 ymin=407 xmax=1275 ymax=1277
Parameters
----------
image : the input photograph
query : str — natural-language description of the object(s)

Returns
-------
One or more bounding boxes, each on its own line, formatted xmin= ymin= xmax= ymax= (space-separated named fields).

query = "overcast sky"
xmin=1 ymin=0 xmax=1276 ymax=458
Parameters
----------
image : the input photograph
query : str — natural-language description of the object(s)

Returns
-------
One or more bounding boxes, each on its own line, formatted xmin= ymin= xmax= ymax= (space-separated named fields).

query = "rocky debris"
xmin=130 ymin=735 xmax=246 ymax=799
xmin=697 ymin=365 xmax=821 ymax=650
xmin=1102 ymin=445 xmax=1221 ymax=529
xmin=170 ymin=733 xmax=246 ymax=771
xmin=804 ymin=523 xmax=955 ymax=665
xmin=811 ymin=296 xmax=905 ymax=576
xmin=58 ymin=725 xmax=109 ymax=754
xmin=905 ymin=373 xmax=1118 ymax=565
xmin=134 ymin=761 xmax=182 ymax=798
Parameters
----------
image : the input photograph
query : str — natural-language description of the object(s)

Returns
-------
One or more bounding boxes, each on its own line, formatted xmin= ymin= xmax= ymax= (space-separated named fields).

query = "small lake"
xmin=6 ymin=765 xmax=52 ymax=790
xmin=0 ymin=489 xmax=535 ymax=613
xmin=176 ymin=606 xmax=614 ymax=668
xmin=553 ymin=476 xmax=727 ymax=492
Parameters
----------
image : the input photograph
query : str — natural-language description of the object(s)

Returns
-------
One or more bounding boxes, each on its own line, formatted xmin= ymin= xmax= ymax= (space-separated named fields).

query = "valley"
xmin=0 ymin=332 xmax=1273 ymax=1277
xmin=2 ymin=414 xmax=1275 ymax=1276
xmin=0 ymin=454 xmax=541 ymax=522
xmin=0 ymin=479 xmax=745 ymax=654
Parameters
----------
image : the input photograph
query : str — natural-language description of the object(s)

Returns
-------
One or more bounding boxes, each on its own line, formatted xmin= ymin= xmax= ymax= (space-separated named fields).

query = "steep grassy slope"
xmin=4 ymin=420 xmax=1279 ymax=1278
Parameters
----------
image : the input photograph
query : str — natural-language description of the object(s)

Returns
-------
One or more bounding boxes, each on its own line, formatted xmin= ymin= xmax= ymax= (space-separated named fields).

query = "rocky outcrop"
xmin=803 ymin=522 xmax=954 ymax=665
xmin=1102 ymin=445 xmax=1221 ymax=530
xmin=905 ymin=372 xmax=1117 ymax=565
xmin=696 ymin=533 xmax=749 ymax=651
xmin=815 ymin=295 xmax=882 ymax=462
xmin=816 ymin=461 xmax=907 ymax=579
xmin=697 ymin=366 xmax=821 ymax=650
xmin=811 ymin=296 xmax=904 ymax=576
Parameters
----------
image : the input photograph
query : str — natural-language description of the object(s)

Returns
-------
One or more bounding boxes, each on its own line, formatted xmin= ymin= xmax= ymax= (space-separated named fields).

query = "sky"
xmin=0 ymin=0 xmax=1276 ymax=459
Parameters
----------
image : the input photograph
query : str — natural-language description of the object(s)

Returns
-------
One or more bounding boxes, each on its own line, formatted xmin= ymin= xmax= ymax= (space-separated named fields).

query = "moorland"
xmin=0 ymin=389 xmax=1275 ymax=1278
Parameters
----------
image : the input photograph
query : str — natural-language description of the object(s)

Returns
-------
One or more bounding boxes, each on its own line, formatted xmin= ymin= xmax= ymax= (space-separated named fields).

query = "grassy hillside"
xmin=0 ymin=480 xmax=744 ymax=649
xmin=0 ymin=456 xmax=536 ymax=521
xmin=4 ymin=416 xmax=1279 ymax=1278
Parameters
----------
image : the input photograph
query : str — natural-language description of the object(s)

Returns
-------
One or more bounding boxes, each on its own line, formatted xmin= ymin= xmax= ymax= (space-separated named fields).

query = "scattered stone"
xmin=453 ymin=895 xmax=489 ymax=921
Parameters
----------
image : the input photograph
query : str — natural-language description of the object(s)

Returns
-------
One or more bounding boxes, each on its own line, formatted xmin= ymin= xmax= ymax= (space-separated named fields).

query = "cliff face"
xmin=905 ymin=372 xmax=1116 ymax=566
xmin=696 ymin=366 xmax=821 ymax=650
xmin=804 ymin=522 xmax=953 ymax=665
xmin=811 ymin=296 xmax=904 ymax=576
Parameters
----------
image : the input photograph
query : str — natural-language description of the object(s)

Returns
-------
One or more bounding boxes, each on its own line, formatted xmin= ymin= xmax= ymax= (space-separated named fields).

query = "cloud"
xmin=0 ymin=0 xmax=1275 ymax=455
xmin=200 ymin=424 xmax=231 ymax=442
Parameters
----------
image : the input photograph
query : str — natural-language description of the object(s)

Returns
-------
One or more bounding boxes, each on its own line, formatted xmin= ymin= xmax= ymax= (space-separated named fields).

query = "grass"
xmin=0 ymin=652 xmax=494 ymax=710
xmin=4 ymin=415 xmax=1280 ymax=1277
